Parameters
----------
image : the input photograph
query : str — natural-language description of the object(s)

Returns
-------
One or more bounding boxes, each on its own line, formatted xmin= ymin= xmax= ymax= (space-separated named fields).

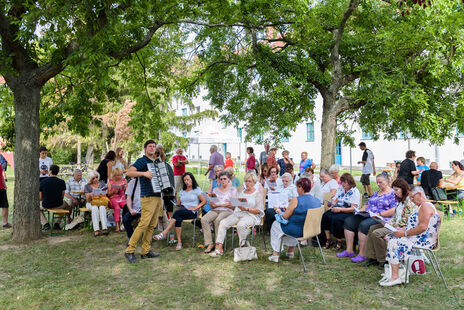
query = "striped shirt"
xmin=65 ymin=177 xmax=87 ymax=198
xmin=132 ymin=155 xmax=161 ymax=197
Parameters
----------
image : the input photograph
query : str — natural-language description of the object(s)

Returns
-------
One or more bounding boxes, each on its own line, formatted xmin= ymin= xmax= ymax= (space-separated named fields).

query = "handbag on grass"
xmin=234 ymin=241 xmax=258 ymax=262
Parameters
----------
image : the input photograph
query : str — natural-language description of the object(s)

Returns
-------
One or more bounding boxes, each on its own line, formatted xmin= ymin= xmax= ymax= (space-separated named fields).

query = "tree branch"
xmin=179 ymin=20 xmax=294 ymax=29
xmin=336 ymin=97 xmax=367 ymax=115
xmin=329 ymin=0 xmax=360 ymax=94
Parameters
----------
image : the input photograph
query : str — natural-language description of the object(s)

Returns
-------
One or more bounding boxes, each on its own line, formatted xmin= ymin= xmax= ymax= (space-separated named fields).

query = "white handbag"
xmin=233 ymin=241 xmax=258 ymax=262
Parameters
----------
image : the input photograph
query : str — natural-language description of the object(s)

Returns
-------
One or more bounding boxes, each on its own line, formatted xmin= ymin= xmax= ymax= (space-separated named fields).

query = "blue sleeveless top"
xmin=281 ymin=194 xmax=321 ymax=238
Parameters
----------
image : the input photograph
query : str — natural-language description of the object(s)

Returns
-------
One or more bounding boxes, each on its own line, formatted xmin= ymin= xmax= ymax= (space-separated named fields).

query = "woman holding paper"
xmin=210 ymin=172 xmax=264 ymax=257
xmin=154 ymin=172 xmax=206 ymax=250
xmin=84 ymin=170 xmax=110 ymax=237
xmin=268 ymin=177 xmax=321 ymax=262
xmin=265 ymin=173 xmax=297 ymax=232
xmin=321 ymin=173 xmax=360 ymax=250
xmin=364 ymin=178 xmax=417 ymax=268
xmin=381 ymin=186 xmax=440 ymax=286
xmin=337 ymin=172 xmax=396 ymax=263
xmin=201 ymin=171 xmax=237 ymax=253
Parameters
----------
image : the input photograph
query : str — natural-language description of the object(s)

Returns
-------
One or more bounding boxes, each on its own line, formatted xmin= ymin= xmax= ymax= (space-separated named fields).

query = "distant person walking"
xmin=398 ymin=150 xmax=419 ymax=187
xmin=357 ymin=142 xmax=376 ymax=198
xmin=277 ymin=150 xmax=294 ymax=176
xmin=299 ymin=152 xmax=315 ymax=175
xmin=39 ymin=146 xmax=53 ymax=182
xmin=172 ymin=148 xmax=189 ymax=194
xmin=259 ymin=144 xmax=270 ymax=169
xmin=246 ymin=147 xmax=257 ymax=173
xmin=204 ymin=145 xmax=224 ymax=182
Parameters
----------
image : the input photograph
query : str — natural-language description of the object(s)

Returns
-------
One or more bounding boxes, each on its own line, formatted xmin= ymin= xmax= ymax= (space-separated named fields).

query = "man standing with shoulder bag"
xmin=124 ymin=140 xmax=162 ymax=263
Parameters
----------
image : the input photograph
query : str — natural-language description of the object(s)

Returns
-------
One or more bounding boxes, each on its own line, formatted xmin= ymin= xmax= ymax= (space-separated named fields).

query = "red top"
xmin=172 ymin=155 xmax=187 ymax=176
xmin=266 ymin=153 xmax=278 ymax=168
xmin=225 ymin=159 xmax=234 ymax=169
xmin=246 ymin=155 xmax=255 ymax=170
xmin=0 ymin=166 xmax=4 ymax=190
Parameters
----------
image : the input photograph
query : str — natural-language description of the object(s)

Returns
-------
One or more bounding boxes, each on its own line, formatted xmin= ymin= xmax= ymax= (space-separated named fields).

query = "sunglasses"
xmin=219 ymin=178 xmax=228 ymax=181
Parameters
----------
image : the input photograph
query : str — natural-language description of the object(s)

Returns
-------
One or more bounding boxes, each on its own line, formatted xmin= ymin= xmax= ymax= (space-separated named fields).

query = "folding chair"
xmin=183 ymin=211 xmax=202 ymax=247
xmin=405 ymin=211 xmax=448 ymax=289
xmin=226 ymin=216 xmax=266 ymax=252
xmin=279 ymin=206 xmax=326 ymax=272
xmin=322 ymin=192 xmax=332 ymax=211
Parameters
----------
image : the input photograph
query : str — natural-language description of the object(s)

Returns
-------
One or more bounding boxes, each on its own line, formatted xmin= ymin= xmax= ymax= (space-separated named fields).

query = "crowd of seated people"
xmin=38 ymin=145 xmax=450 ymax=288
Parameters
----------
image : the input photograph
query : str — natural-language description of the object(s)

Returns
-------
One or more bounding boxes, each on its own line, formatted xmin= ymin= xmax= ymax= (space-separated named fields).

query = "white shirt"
xmin=310 ymin=178 xmax=324 ymax=203
xmin=362 ymin=149 xmax=375 ymax=174
xmin=125 ymin=179 xmax=141 ymax=214
xmin=280 ymin=184 xmax=298 ymax=200
xmin=334 ymin=187 xmax=361 ymax=208
xmin=321 ymin=179 xmax=339 ymax=193
xmin=39 ymin=157 xmax=53 ymax=178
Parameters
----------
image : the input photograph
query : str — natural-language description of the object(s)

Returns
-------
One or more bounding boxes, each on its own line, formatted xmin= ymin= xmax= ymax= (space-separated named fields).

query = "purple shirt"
xmin=208 ymin=151 xmax=225 ymax=179
xmin=366 ymin=190 xmax=396 ymax=219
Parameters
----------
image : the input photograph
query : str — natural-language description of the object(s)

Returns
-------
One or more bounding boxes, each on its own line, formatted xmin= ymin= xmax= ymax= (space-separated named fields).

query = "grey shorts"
xmin=360 ymin=174 xmax=371 ymax=186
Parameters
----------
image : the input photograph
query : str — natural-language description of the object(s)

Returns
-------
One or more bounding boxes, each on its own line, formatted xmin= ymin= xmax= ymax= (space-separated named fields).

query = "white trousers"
xmin=215 ymin=213 xmax=255 ymax=245
xmin=270 ymin=221 xmax=298 ymax=253
xmin=87 ymin=203 xmax=107 ymax=231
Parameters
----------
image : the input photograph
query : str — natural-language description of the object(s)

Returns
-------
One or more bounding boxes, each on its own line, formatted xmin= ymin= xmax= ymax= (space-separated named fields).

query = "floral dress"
xmin=386 ymin=203 xmax=440 ymax=264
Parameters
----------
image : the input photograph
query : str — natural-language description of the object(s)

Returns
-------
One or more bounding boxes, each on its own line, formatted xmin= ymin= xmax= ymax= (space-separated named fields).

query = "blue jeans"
xmin=123 ymin=212 xmax=141 ymax=240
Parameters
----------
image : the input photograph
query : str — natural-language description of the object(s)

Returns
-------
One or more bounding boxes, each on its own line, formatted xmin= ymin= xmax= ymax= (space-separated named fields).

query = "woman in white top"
xmin=113 ymin=147 xmax=128 ymax=175
xmin=201 ymin=171 xmax=237 ymax=253
xmin=210 ymin=172 xmax=264 ymax=257
xmin=265 ymin=173 xmax=297 ymax=232
xmin=321 ymin=173 xmax=360 ymax=250
xmin=320 ymin=169 xmax=339 ymax=199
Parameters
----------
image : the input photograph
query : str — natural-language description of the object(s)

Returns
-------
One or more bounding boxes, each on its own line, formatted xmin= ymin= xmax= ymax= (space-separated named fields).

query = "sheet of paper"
xmin=384 ymin=223 xmax=398 ymax=232
xmin=230 ymin=197 xmax=248 ymax=208
xmin=268 ymin=192 xmax=288 ymax=209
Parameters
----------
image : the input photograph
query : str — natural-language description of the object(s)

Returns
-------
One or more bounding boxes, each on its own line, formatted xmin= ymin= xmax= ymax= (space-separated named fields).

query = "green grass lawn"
xmin=0 ymin=169 xmax=463 ymax=309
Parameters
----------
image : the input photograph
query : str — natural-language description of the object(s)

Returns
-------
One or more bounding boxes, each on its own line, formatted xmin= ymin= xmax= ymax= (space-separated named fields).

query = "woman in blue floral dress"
xmin=381 ymin=186 xmax=440 ymax=287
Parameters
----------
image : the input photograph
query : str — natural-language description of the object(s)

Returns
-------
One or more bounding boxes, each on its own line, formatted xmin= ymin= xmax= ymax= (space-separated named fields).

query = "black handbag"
xmin=431 ymin=187 xmax=447 ymax=201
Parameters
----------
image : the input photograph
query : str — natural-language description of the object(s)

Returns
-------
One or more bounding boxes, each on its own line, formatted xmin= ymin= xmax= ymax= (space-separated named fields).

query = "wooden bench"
xmin=45 ymin=209 xmax=70 ymax=236
xmin=79 ymin=208 xmax=92 ymax=228
xmin=434 ymin=200 xmax=459 ymax=220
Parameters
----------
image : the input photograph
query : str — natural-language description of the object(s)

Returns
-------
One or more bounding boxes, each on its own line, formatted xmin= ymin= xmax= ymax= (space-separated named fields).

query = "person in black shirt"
xmin=96 ymin=151 xmax=116 ymax=183
xmin=420 ymin=162 xmax=444 ymax=198
xmin=397 ymin=150 xmax=419 ymax=186
xmin=40 ymin=165 xmax=73 ymax=226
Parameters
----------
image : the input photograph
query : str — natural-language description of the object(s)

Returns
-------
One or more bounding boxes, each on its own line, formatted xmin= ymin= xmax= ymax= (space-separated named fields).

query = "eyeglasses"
xmin=219 ymin=178 xmax=228 ymax=181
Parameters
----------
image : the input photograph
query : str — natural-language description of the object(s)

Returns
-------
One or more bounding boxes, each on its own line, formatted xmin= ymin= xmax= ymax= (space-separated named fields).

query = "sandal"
xmin=102 ymin=230 xmax=109 ymax=236
xmin=209 ymin=249 xmax=223 ymax=257
xmin=175 ymin=243 xmax=182 ymax=251
xmin=204 ymin=245 xmax=215 ymax=253
xmin=94 ymin=231 xmax=100 ymax=237
xmin=323 ymin=239 xmax=334 ymax=249
xmin=153 ymin=233 xmax=164 ymax=241
xmin=268 ymin=255 xmax=279 ymax=262
xmin=287 ymin=252 xmax=295 ymax=259
xmin=335 ymin=241 xmax=344 ymax=251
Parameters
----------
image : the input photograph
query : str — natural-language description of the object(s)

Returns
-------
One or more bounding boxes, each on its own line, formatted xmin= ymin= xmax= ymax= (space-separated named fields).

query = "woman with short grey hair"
xmin=329 ymin=164 xmax=341 ymax=184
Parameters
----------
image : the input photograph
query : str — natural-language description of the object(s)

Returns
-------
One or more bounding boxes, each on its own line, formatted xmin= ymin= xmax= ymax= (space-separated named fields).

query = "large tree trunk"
xmin=320 ymin=101 xmax=338 ymax=170
xmin=11 ymin=85 xmax=42 ymax=242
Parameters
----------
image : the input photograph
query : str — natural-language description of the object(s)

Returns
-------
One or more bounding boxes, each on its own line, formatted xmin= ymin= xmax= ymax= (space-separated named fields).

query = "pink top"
xmin=212 ymin=186 xmax=237 ymax=212
xmin=109 ymin=179 xmax=127 ymax=200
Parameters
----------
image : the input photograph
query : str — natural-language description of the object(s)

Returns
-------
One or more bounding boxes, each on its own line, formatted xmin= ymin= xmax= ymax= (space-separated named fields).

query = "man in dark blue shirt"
xmin=124 ymin=140 xmax=162 ymax=263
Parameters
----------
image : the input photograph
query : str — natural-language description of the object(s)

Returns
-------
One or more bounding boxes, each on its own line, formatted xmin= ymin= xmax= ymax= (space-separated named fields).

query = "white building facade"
xmin=175 ymin=90 xmax=463 ymax=171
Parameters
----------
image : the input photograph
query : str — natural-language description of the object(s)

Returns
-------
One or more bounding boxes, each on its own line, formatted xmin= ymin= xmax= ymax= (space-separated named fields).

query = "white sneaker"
xmin=380 ymin=278 xmax=403 ymax=287
xmin=268 ymin=255 xmax=279 ymax=263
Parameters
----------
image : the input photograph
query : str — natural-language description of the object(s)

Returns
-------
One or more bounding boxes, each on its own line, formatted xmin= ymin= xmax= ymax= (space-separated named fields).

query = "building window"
xmin=399 ymin=132 xmax=409 ymax=139
xmin=182 ymin=131 xmax=187 ymax=137
xmin=281 ymin=126 xmax=290 ymax=142
xmin=196 ymin=106 xmax=200 ymax=113
xmin=306 ymin=122 xmax=314 ymax=142
xmin=237 ymin=128 xmax=242 ymax=141
xmin=182 ymin=108 xmax=187 ymax=116
xmin=457 ymin=128 xmax=464 ymax=137
xmin=361 ymin=130 xmax=372 ymax=140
